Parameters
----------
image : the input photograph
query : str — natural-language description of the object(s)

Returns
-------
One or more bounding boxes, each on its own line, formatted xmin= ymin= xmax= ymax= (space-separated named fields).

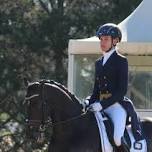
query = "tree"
xmin=0 ymin=0 xmax=142 ymax=151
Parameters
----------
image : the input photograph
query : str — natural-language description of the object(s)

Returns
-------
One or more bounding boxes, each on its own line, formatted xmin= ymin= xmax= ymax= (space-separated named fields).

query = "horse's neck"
xmin=57 ymin=99 xmax=82 ymax=121
xmin=50 ymin=92 xmax=84 ymax=139
xmin=48 ymin=86 xmax=82 ymax=123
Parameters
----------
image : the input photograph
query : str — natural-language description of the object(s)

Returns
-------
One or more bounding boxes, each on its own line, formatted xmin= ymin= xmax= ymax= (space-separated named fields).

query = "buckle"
xmin=134 ymin=141 xmax=142 ymax=150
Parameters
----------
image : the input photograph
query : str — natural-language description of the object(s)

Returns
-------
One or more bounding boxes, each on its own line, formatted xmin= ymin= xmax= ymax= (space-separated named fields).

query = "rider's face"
xmin=99 ymin=36 xmax=112 ymax=52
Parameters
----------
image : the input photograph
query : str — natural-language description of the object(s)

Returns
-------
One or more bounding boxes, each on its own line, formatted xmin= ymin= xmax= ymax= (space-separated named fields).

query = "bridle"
xmin=25 ymin=82 xmax=88 ymax=130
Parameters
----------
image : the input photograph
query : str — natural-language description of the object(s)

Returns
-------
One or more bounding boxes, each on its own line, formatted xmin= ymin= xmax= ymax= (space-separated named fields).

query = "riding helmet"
xmin=96 ymin=23 xmax=122 ymax=42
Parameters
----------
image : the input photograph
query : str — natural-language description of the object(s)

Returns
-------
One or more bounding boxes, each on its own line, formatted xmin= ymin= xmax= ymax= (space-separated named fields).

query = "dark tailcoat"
xmin=90 ymin=50 xmax=143 ymax=141
xmin=90 ymin=51 xmax=128 ymax=109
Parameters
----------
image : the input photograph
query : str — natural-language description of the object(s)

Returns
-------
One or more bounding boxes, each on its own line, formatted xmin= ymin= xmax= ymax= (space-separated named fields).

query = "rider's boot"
xmin=121 ymin=136 xmax=130 ymax=152
xmin=116 ymin=137 xmax=130 ymax=152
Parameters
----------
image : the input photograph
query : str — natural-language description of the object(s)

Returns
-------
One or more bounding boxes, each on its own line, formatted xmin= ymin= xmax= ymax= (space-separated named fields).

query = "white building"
xmin=68 ymin=0 xmax=152 ymax=117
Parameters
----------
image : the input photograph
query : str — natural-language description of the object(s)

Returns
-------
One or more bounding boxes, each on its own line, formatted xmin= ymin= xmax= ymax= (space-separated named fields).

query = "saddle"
xmin=93 ymin=111 xmax=147 ymax=152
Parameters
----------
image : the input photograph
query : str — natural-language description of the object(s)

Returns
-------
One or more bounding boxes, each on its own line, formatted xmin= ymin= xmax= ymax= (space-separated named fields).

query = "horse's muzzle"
xmin=25 ymin=120 xmax=46 ymax=144
xmin=26 ymin=126 xmax=45 ymax=143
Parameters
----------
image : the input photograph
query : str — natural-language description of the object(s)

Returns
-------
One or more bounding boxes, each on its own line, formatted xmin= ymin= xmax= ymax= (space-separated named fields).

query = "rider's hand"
xmin=81 ymin=99 xmax=90 ymax=111
xmin=89 ymin=101 xmax=102 ymax=112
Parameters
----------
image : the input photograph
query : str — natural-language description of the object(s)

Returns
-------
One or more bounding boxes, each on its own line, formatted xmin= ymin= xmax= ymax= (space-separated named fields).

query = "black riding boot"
xmin=119 ymin=137 xmax=130 ymax=152
xmin=116 ymin=145 xmax=129 ymax=152
xmin=116 ymin=137 xmax=130 ymax=152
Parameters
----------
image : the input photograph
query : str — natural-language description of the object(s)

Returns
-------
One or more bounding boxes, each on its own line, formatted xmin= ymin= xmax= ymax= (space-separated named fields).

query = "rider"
xmin=88 ymin=23 xmax=143 ymax=151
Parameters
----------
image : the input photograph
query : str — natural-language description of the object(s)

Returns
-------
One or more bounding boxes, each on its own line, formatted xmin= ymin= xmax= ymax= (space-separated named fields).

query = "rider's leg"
xmin=104 ymin=102 xmax=129 ymax=152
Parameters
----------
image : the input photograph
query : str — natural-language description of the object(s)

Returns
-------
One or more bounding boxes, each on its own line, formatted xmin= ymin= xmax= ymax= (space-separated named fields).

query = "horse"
xmin=24 ymin=79 xmax=152 ymax=152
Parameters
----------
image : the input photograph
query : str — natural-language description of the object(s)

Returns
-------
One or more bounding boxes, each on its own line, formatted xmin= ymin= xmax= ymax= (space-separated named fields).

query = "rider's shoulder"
xmin=116 ymin=51 xmax=127 ymax=60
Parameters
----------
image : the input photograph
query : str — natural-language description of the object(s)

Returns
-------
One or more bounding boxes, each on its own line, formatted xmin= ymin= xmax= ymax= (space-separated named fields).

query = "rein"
xmin=25 ymin=111 xmax=88 ymax=130
xmin=49 ymin=111 xmax=88 ymax=127
xmin=25 ymin=83 xmax=89 ymax=128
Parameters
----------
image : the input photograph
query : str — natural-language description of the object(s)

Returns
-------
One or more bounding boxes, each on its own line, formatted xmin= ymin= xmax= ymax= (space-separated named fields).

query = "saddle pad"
xmin=126 ymin=126 xmax=147 ymax=152
xmin=94 ymin=111 xmax=113 ymax=152
xmin=94 ymin=111 xmax=147 ymax=152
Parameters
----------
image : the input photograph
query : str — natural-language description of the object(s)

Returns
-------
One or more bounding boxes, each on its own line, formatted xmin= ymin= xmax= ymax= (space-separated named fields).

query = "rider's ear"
xmin=113 ymin=37 xmax=119 ymax=45
xmin=24 ymin=77 xmax=29 ymax=87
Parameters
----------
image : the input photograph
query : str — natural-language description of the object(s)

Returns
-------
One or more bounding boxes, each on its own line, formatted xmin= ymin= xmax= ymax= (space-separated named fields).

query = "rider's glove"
xmin=89 ymin=101 xmax=102 ymax=112
xmin=81 ymin=99 xmax=90 ymax=111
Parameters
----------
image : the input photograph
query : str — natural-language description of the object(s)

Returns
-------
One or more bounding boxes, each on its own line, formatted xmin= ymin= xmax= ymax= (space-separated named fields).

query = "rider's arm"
xmin=89 ymin=61 xmax=100 ymax=104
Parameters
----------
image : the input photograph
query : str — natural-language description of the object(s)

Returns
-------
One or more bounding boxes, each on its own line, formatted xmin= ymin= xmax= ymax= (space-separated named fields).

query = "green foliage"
xmin=0 ymin=0 xmax=142 ymax=151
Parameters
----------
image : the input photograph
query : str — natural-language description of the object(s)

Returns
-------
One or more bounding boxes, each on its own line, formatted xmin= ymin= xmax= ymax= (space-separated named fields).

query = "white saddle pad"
xmin=94 ymin=111 xmax=147 ymax=152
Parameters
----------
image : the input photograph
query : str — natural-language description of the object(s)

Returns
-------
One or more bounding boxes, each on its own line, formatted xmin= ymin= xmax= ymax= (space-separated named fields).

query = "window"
xmin=72 ymin=54 xmax=152 ymax=109
xmin=128 ymin=66 xmax=152 ymax=109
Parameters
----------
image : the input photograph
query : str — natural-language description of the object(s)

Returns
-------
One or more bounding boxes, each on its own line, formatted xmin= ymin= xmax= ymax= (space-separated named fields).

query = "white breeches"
xmin=104 ymin=102 xmax=127 ymax=146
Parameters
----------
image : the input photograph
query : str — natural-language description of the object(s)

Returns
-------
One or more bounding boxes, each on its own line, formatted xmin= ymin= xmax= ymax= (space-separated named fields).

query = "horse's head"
xmin=24 ymin=79 xmax=84 ymax=145
xmin=24 ymin=80 xmax=50 ymax=143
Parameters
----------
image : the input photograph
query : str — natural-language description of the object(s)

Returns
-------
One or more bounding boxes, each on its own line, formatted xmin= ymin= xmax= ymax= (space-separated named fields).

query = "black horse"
xmin=24 ymin=80 xmax=152 ymax=152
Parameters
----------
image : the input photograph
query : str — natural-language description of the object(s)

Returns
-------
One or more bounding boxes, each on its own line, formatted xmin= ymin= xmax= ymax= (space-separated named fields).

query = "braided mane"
xmin=39 ymin=79 xmax=80 ymax=103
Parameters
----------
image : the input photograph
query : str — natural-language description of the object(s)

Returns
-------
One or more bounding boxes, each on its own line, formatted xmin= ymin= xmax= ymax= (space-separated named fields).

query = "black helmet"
xmin=96 ymin=23 xmax=122 ymax=42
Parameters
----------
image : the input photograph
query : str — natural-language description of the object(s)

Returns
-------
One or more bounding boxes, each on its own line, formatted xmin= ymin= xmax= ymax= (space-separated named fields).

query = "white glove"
xmin=81 ymin=99 xmax=89 ymax=111
xmin=89 ymin=102 xmax=102 ymax=112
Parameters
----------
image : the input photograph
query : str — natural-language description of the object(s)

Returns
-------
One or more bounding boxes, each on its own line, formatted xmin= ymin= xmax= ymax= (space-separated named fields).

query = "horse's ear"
xmin=24 ymin=77 xmax=29 ymax=87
